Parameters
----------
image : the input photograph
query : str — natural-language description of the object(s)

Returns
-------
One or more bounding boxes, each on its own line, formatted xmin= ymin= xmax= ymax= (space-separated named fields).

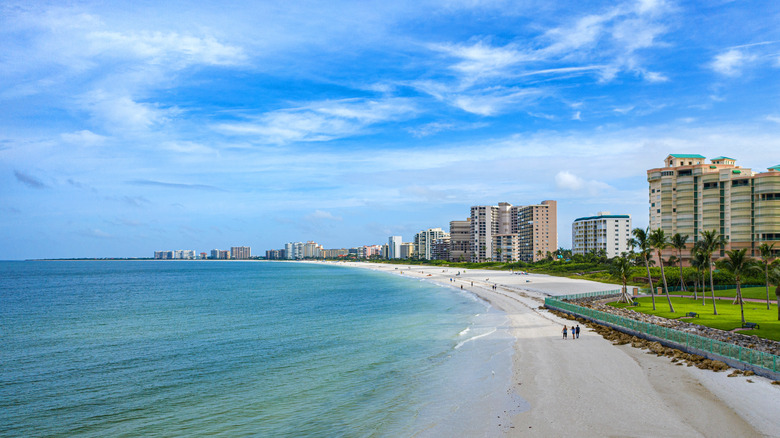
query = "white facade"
xmin=572 ymin=212 xmax=632 ymax=258
xmin=388 ymin=236 xmax=402 ymax=259
xmin=414 ymin=228 xmax=449 ymax=260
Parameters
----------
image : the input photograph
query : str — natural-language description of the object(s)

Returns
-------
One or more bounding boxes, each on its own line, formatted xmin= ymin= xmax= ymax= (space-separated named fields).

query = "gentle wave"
xmin=454 ymin=328 xmax=497 ymax=349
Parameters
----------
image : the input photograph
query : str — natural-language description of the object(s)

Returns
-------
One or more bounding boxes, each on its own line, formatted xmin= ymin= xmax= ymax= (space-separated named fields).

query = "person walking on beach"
xmin=576 ymin=325 xmax=580 ymax=339
xmin=562 ymin=326 xmax=567 ymax=339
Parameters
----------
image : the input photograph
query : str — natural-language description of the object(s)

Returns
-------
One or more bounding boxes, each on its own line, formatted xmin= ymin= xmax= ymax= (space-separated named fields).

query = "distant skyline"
xmin=2 ymin=0 xmax=780 ymax=259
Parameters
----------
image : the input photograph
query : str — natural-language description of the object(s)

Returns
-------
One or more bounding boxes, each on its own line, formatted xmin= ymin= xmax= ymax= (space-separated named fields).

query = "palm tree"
xmin=610 ymin=253 xmax=634 ymax=303
xmin=649 ymin=228 xmax=675 ymax=312
xmin=670 ymin=233 xmax=689 ymax=292
xmin=698 ymin=230 xmax=724 ymax=315
xmin=630 ymin=228 xmax=656 ymax=310
xmin=689 ymin=245 xmax=708 ymax=301
xmin=716 ymin=249 xmax=755 ymax=325
xmin=758 ymin=243 xmax=776 ymax=310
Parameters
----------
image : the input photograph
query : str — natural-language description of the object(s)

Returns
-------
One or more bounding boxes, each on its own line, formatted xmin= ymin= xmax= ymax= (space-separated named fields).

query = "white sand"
xmin=320 ymin=261 xmax=780 ymax=437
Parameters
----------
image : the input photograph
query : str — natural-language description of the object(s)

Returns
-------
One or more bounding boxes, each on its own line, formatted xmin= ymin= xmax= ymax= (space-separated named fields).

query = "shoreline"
xmin=317 ymin=261 xmax=779 ymax=437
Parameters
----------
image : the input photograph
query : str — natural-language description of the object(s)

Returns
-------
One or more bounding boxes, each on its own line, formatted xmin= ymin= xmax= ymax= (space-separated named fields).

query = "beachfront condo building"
xmin=572 ymin=212 xmax=632 ymax=258
xmin=388 ymin=236 xmax=402 ymax=259
xmin=154 ymin=250 xmax=196 ymax=260
xmin=470 ymin=200 xmax=557 ymax=262
xmin=515 ymin=201 xmax=557 ymax=262
xmin=231 ymin=246 xmax=251 ymax=260
xmin=648 ymin=154 xmax=780 ymax=258
xmin=400 ymin=242 xmax=415 ymax=259
xmin=448 ymin=218 xmax=472 ymax=262
xmin=494 ymin=234 xmax=520 ymax=262
xmin=414 ymin=228 xmax=449 ymax=260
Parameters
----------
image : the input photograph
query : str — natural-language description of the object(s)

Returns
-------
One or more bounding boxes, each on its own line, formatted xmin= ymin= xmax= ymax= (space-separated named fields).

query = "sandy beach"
xmin=322 ymin=261 xmax=779 ymax=437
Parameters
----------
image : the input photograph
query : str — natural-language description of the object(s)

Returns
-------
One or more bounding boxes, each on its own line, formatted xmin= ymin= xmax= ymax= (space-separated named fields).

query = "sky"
xmin=2 ymin=0 xmax=780 ymax=259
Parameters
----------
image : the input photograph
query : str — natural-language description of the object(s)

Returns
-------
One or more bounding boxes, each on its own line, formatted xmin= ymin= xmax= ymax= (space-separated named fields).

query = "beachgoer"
xmin=562 ymin=326 xmax=567 ymax=339
xmin=571 ymin=326 xmax=576 ymax=340
xmin=576 ymin=325 xmax=580 ymax=338
xmin=460 ymin=285 xmax=463 ymax=289
xmin=471 ymin=282 xmax=473 ymax=286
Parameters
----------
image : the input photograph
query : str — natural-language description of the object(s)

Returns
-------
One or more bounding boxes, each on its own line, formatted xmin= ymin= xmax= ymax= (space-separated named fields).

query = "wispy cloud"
xmin=417 ymin=2 xmax=673 ymax=116
xmin=128 ymin=180 xmax=225 ymax=191
xmin=60 ymin=130 xmax=107 ymax=146
xmin=710 ymin=49 xmax=755 ymax=76
xmin=431 ymin=40 xmax=533 ymax=84
xmin=78 ymin=228 xmax=113 ymax=239
xmin=85 ymin=30 xmax=247 ymax=67
xmin=305 ymin=210 xmax=343 ymax=222
xmin=215 ymin=98 xmax=417 ymax=144
xmin=14 ymin=170 xmax=48 ymax=189
xmin=79 ymin=90 xmax=177 ymax=132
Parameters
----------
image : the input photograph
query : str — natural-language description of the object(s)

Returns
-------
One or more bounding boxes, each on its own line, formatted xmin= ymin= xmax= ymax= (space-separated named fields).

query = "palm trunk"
xmin=644 ymin=254 xmax=656 ymax=310
xmin=701 ymin=270 xmax=707 ymax=305
xmin=693 ymin=270 xmax=698 ymax=300
xmin=709 ymin=263 xmax=718 ymax=315
xmin=776 ymin=292 xmax=780 ymax=321
xmin=737 ymin=280 xmax=745 ymax=325
xmin=765 ymin=263 xmax=771 ymax=310
xmin=659 ymin=250 xmax=674 ymax=312
xmin=678 ymin=251 xmax=685 ymax=292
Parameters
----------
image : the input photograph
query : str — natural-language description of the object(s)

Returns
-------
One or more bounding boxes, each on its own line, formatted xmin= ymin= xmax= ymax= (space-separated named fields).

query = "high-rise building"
xmin=323 ymin=248 xmax=348 ymax=258
xmin=431 ymin=237 xmax=451 ymax=260
xmin=413 ymin=228 xmax=449 ymax=260
xmin=648 ymin=154 xmax=780 ymax=258
xmin=494 ymin=234 xmax=519 ymax=262
xmin=449 ymin=219 xmax=471 ymax=262
xmin=400 ymin=242 xmax=414 ymax=259
xmin=515 ymin=200 xmax=557 ymax=262
xmin=470 ymin=203 xmax=513 ymax=262
xmin=469 ymin=200 xmax=557 ymax=262
xmin=231 ymin=246 xmax=251 ymax=260
xmin=572 ymin=212 xmax=632 ymax=258
xmin=388 ymin=236 xmax=402 ymax=259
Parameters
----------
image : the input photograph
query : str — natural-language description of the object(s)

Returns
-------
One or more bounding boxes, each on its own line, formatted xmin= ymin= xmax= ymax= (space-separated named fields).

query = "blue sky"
xmin=2 ymin=0 xmax=779 ymax=259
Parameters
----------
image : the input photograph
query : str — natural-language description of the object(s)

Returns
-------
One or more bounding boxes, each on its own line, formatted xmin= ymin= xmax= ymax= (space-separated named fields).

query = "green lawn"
xmin=671 ymin=286 xmax=778 ymax=302
xmin=610 ymin=297 xmax=780 ymax=342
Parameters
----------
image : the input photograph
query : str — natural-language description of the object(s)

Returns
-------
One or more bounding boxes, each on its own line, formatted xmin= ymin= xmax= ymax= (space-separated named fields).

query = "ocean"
xmin=0 ymin=261 xmax=523 ymax=437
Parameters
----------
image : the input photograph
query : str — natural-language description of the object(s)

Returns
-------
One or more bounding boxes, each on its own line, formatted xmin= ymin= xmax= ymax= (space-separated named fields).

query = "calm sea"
xmin=0 ymin=261 xmax=523 ymax=437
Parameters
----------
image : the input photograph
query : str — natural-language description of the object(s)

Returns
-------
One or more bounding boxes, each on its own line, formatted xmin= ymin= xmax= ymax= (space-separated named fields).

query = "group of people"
xmin=562 ymin=324 xmax=580 ymax=339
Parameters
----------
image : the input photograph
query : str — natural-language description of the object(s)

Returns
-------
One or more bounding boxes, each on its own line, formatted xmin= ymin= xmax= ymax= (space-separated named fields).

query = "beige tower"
xmin=648 ymin=154 xmax=780 ymax=259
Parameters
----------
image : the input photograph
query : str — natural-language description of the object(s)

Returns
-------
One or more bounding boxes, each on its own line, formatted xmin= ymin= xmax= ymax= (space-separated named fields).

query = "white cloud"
xmin=432 ymin=40 xmax=532 ymax=84
xmin=555 ymin=171 xmax=585 ymax=190
xmin=86 ymin=31 xmax=246 ymax=67
xmin=767 ymin=115 xmax=780 ymax=124
xmin=417 ymin=2 xmax=674 ymax=116
xmin=710 ymin=49 xmax=755 ymax=76
xmin=215 ymin=98 xmax=417 ymax=144
xmin=80 ymin=90 xmax=176 ymax=132
xmin=60 ymin=130 xmax=107 ymax=146
xmin=642 ymin=70 xmax=668 ymax=82
xmin=555 ymin=170 xmax=613 ymax=196
xmin=305 ymin=210 xmax=343 ymax=222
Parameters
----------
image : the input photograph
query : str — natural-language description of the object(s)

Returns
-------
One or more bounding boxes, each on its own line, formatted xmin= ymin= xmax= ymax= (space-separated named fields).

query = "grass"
xmin=670 ymin=286 xmax=778 ymax=302
xmin=610 ymin=297 xmax=780 ymax=342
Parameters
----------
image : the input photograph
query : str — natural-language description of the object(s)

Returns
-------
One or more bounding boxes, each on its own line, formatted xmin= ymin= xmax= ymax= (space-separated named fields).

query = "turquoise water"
xmin=0 ymin=261 xmax=521 ymax=437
